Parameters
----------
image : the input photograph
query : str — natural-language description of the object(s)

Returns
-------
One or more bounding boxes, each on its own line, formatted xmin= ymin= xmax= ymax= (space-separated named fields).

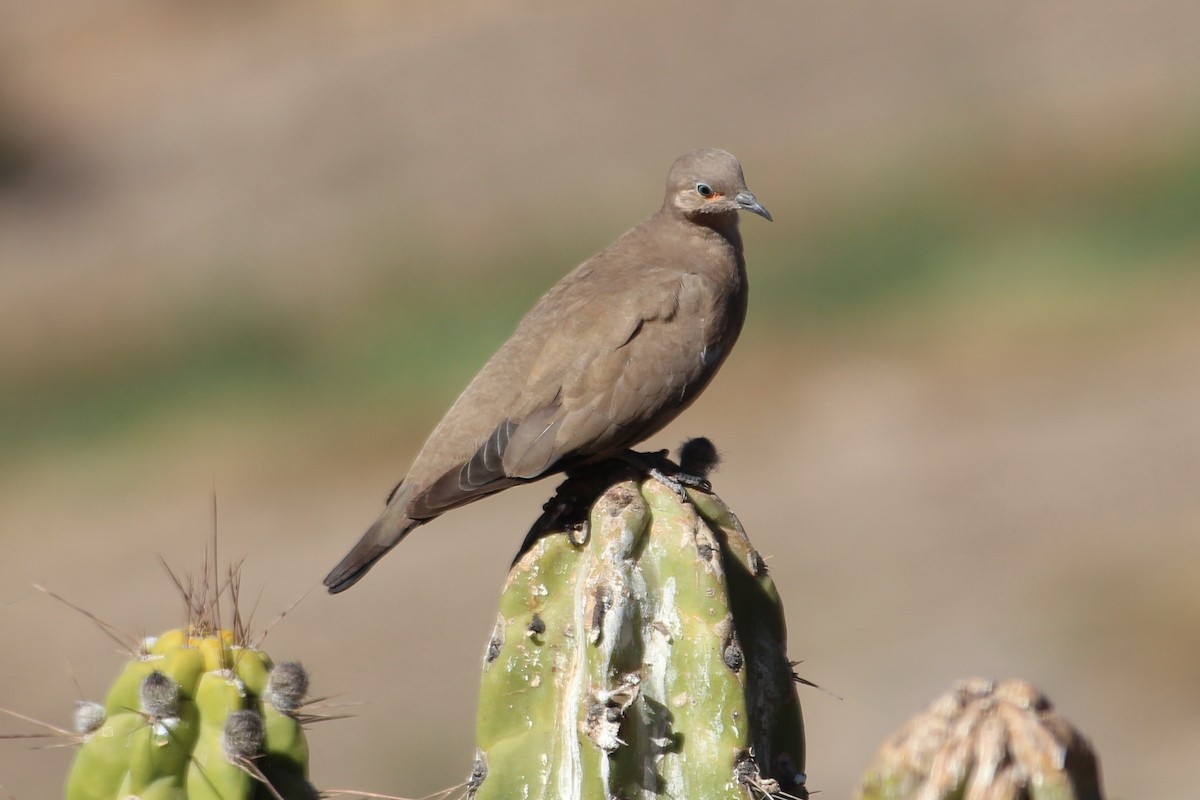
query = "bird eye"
xmin=695 ymin=183 xmax=714 ymax=198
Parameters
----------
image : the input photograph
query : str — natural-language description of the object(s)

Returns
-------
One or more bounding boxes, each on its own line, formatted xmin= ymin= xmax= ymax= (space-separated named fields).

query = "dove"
xmin=325 ymin=148 xmax=770 ymax=593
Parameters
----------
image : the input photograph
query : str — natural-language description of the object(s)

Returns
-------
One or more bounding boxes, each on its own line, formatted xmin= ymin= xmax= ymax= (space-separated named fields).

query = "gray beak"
xmin=735 ymin=191 xmax=772 ymax=222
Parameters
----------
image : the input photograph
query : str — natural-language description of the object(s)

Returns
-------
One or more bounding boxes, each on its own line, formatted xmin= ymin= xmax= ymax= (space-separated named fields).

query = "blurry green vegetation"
xmin=3 ymin=135 xmax=1199 ymax=464
xmin=755 ymin=141 xmax=1200 ymax=321
xmin=0 ymin=280 xmax=534 ymax=458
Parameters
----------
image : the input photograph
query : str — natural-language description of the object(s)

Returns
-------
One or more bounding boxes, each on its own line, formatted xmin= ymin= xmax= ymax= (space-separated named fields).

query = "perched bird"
xmin=325 ymin=148 xmax=771 ymax=593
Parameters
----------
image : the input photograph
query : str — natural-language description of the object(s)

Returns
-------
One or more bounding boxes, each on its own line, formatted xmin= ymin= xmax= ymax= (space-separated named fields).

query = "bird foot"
xmin=647 ymin=466 xmax=711 ymax=499
xmin=616 ymin=450 xmax=712 ymax=500
xmin=524 ymin=442 xmax=720 ymax=560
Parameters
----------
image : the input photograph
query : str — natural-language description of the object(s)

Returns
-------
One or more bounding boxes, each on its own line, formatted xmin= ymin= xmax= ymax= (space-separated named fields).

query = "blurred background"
xmin=2 ymin=1 xmax=1199 ymax=797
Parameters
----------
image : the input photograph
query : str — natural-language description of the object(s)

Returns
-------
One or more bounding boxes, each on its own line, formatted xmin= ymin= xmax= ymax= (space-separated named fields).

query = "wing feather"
xmin=406 ymin=267 xmax=729 ymax=518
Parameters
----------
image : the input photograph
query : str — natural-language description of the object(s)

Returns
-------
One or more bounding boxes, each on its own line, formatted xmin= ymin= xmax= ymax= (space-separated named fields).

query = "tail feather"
xmin=324 ymin=509 xmax=418 ymax=593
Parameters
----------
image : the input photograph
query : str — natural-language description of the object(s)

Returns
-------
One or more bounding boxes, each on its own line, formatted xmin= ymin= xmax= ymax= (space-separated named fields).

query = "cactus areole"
xmin=469 ymin=461 xmax=807 ymax=800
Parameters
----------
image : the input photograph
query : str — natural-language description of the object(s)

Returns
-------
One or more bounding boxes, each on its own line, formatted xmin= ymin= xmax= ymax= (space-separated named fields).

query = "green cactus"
xmin=65 ymin=627 xmax=316 ymax=800
xmin=469 ymin=460 xmax=807 ymax=800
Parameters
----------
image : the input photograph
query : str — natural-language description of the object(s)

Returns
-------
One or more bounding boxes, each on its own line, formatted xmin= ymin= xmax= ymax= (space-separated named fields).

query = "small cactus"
xmin=66 ymin=627 xmax=315 ymax=800
xmin=469 ymin=457 xmax=807 ymax=800
xmin=856 ymin=677 xmax=1105 ymax=800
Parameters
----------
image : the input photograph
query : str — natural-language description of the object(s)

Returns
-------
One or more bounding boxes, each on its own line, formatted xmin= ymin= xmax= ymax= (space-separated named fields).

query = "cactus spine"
xmin=470 ymin=463 xmax=806 ymax=800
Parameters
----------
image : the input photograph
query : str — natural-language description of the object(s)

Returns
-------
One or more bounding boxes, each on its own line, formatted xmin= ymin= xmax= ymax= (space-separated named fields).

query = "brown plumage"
xmin=324 ymin=148 xmax=770 ymax=593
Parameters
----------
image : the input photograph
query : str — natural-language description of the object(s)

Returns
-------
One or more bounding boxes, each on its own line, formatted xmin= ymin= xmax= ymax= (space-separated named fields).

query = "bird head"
xmin=665 ymin=148 xmax=772 ymax=223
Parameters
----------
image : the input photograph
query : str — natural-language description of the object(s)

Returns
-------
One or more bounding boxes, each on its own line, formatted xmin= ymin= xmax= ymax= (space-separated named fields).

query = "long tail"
xmin=324 ymin=506 xmax=419 ymax=593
